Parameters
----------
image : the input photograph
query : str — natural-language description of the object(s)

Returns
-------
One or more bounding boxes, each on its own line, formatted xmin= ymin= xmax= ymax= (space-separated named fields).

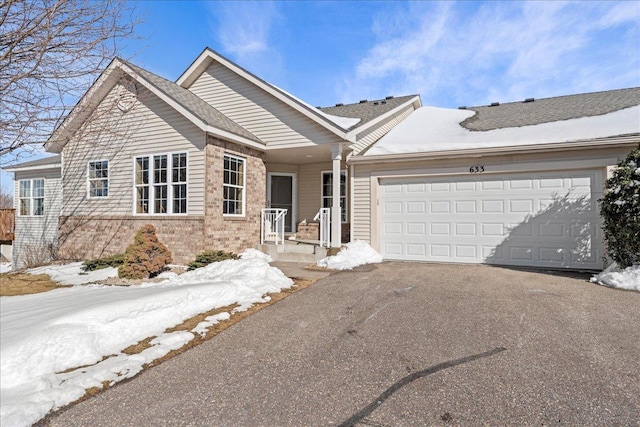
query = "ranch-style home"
xmin=5 ymin=47 xmax=639 ymax=270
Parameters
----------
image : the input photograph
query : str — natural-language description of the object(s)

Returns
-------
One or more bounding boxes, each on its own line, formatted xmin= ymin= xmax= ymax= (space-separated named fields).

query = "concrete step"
xmin=259 ymin=243 xmax=327 ymax=263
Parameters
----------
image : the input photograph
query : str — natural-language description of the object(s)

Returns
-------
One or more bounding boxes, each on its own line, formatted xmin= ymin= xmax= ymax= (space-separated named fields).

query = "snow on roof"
xmin=272 ymin=84 xmax=361 ymax=130
xmin=365 ymin=105 xmax=640 ymax=156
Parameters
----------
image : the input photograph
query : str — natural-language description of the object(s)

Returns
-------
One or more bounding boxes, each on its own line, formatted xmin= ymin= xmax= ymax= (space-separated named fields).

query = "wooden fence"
xmin=0 ymin=209 xmax=15 ymax=242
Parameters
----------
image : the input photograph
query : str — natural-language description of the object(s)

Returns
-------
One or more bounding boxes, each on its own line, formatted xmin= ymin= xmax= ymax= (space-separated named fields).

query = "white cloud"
xmin=340 ymin=1 xmax=640 ymax=107
xmin=211 ymin=1 xmax=278 ymax=60
xmin=207 ymin=1 xmax=285 ymax=83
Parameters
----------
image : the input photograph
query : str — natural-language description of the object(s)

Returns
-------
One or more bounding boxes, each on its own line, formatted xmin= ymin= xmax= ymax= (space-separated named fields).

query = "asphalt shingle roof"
xmin=319 ymin=95 xmax=418 ymax=127
xmin=123 ymin=61 xmax=262 ymax=144
xmin=461 ymin=87 xmax=640 ymax=131
xmin=4 ymin=155 xmax=61 ymax=170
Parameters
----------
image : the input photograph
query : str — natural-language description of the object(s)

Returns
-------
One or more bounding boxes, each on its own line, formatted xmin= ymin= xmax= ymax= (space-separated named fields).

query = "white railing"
xmin=314 ymin=207 xmax=331 ymax=248
xmin=261 ymin=208 xmax=287 ymax=245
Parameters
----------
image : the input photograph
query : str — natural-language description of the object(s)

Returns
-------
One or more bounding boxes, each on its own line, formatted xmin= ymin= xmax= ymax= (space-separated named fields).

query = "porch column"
xmin=330 ymin=144 xmax=343 ymax=248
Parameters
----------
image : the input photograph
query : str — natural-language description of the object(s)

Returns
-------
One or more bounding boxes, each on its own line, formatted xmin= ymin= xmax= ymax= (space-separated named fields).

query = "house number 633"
xmin=469 ymin=165 xmax=485 ymax=173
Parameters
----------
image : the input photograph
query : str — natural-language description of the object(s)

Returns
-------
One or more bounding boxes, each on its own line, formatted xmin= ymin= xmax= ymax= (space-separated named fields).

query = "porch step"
xmin=259 ymin=242 xmax=328 ymax=263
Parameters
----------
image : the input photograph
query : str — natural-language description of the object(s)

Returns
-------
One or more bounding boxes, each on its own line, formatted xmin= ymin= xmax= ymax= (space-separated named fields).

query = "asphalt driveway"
xmin=43 ymin=262 xmax=639 ymax=426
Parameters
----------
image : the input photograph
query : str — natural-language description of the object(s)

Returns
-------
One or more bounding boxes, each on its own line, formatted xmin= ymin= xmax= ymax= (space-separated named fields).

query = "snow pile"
xmin=0 ymin=251 xmax=293 ymax=427
xmin=366 ymin=105 xmax=640 ymax=156
xmin=27 ymin=262 xmax=118 ymax=285
xmin=317 ymin=240 xmax=383 ymax=270
xmin=0 ymin=263 xmax=11 ymax=274
xmin=591 ymin=264 xmax=640 ymax=291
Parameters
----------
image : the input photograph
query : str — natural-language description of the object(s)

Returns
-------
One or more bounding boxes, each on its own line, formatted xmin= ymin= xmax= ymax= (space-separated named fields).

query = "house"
xmin=5 ymin=48 xmax=420 ymax=268
xmin=4 ymin=47 xmax=639 ymax=271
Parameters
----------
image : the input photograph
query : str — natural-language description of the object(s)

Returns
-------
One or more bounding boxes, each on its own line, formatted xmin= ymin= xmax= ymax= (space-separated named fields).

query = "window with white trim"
xmin=134 ymin=152 xmax=187 ymax=214
xmin=223 ymin=154 xmax=245 ymax=216
xmin=321 ymin=171 xmax=347 ymax=222
xmin=19 ymin=179 xmax=44 ymax=216
xmin=88 ymin=160 xmax=109 ymax=198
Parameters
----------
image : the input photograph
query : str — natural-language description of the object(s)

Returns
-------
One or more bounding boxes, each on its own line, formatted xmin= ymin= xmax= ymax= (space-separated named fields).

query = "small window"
xmin=134 ymin=152 xmax=187 ymax=214
xmin=18 ymin=179 xmax=44 ymax=216
xmin=88 ymin=160 xmax=109 ymax=198
xmin=321 ymin=171 xmax=347 ymax=222
xmin=223 ymin=154 xmax=245 ymax=216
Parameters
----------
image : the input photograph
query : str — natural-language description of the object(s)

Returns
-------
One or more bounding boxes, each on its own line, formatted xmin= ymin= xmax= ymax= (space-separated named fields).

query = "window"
xmin=322 ymin=171 xmax=347 ymax=222
xmin=19 ymin=179 xmax=44 ymax=216
xmin=134 ymin=152 xmax=187 ymax=214
xmin=88 ymin=160 xmax=109 ymax=198
xmin=223 ymin=154 xmax=245 ymax=216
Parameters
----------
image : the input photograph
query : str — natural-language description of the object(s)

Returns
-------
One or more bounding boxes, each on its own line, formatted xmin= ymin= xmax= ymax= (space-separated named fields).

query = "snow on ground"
xmin=0 ymin=263 xmax=11 ymax=274
xmin=366 ymin=105 xmax=640 ymax=156
xmin=27 ymin=262 xmax=118 ymax=285
xmin=317 ymin=240 xmax=383 ymax=270
xmin=591 ymin=264 xmax=640 ymax=291
xmin=0 ymin=249 xmax=292 ymax=427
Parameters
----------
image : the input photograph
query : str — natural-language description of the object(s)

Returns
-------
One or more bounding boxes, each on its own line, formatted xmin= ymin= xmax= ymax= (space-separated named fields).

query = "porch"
xmin=259 ymin=143 xmax=350 ymax=262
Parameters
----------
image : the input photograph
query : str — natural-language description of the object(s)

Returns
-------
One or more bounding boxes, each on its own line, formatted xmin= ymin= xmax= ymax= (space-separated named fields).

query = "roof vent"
xmin=385 ymin=96 xmax=394 ymax=100
xmin=381 ymin=100 xmax=387 ymax=104
xmin=523 ymin=97 xmax=535 ymax=103
xmin=359 ymin=99 xmax=368 ymax=103
xmin=335 ymin=103 xmax=344 ymax=107
xmin=373 ymin=101 xmax=379 ymax=105
xmin=490 ymin=102 xmax=500 ymax=107
xmin=458 ymin=106 xmax=467 ymax=110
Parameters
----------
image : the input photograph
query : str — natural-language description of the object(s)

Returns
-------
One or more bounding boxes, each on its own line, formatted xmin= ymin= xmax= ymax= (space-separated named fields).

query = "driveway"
xmin=42 ymin=263 xmax=640 ymax=426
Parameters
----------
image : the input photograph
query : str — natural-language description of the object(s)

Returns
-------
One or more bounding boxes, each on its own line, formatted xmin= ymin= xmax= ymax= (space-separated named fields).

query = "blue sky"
xmin=2 ymin=0 xmax=639 ymax=193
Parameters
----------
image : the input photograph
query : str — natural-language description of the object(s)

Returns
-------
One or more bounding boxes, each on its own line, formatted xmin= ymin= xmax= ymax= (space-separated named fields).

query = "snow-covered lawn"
xmin=0 ymin=250 xmax=293 ymax=427
xmin=317 ymin=240 xmax=383 ymax=270
xmin=27 ymin=262 xmax=119 ymax=285
xmin=591 ymin=264 xmax=640 ymax=291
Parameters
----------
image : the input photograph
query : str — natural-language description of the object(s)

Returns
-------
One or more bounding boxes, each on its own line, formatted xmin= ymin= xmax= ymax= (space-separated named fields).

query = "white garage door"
xmin=380 ymin=170 xmax=603 ymax=269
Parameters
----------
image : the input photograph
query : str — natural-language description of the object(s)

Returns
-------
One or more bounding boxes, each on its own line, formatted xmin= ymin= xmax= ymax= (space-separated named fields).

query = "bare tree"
xmin=0 ymin=0 xmax=140 ymax=159
xmin=0 ymin=186 xmax=12 ymax=208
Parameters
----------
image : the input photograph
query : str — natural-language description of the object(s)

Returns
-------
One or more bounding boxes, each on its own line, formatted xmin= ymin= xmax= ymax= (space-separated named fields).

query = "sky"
xmin=1 ymin=0 xmax=639 ymax=193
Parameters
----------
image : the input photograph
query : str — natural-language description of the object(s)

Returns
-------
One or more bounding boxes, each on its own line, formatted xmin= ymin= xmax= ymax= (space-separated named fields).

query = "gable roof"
xmin=123 ymin=61 xmax=261 ymax=144
xmin=4 ymin=155 xmax=62 ymax=172
xmin=319 ymin=95 xmax=419 ymax=127
xmin=47 ymin=58 xmax=263 ymax=153
xmin=177 ymin=48 xmax=420 ymax=142
xmin=461 ymin=87 xmax=640 ymax=131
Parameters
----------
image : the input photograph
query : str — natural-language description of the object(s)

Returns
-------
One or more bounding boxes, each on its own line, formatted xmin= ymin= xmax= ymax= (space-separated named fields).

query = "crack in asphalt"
xmin=338 ymin=347 xmax=507 ymax=427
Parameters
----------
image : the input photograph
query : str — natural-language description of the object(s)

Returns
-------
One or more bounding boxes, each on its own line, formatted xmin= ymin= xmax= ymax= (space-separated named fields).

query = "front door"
xmin=268 ymin=173 xmax=296 ymax=233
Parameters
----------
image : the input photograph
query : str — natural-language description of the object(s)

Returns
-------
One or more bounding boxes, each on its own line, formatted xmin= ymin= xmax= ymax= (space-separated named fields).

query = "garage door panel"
xmin=383 ymin=201 xmax=403 ymax=214
xmin=430 ymin=201 xmax=450 ymax=213
xmin=482 ymin=200 xmax=504 ymax=213
xmin=455 ymin=200 xmax=476 ymax=213
xmin=380 ymin=169 xmax=602 ymax=269
xmin=430 ymin=244 xmax=451 ymax=257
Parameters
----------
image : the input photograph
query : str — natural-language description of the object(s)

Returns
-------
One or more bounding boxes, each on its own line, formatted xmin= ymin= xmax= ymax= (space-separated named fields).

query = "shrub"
xmin=187 ymin=250 xmax=238 ymax=271
xmin=600 ymin=143 xmax=640 ymax=268
xmin=118 ymin=225 xmax=173 ymax=279
xmin=81 ymin=253 xmax=125 ymax=272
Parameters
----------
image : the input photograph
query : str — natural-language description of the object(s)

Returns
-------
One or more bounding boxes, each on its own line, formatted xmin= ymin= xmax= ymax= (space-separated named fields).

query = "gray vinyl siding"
xmin=352 ymin=168 xmax=372 ymax=243
xmin=351 ymin=105 xmax=415 ymax=155
xmin=297 ymin=161 xmax=348 ymax=224
xmin=61 ymin=80 xmax=206 ymax=216
xmin=13 ymin=168 xmax=62 ymax=268
xmin=188 ymin=62 xmax=339 ymax=147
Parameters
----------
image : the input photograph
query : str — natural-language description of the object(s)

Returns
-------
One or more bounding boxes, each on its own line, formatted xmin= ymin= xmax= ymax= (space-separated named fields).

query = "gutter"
xmin=348 ymin=135 xmax=640 ymax=164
